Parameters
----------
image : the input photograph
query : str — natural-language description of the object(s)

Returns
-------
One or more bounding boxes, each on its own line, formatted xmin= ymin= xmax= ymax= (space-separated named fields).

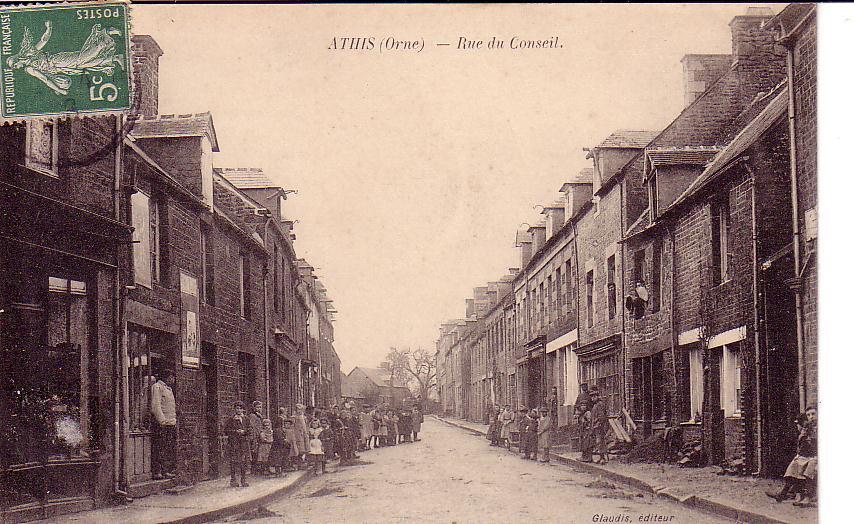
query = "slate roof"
xmin=216 ymin=167 xmax=277 ymax=189
xmin=666 ymin=87 xmax=788 ymax=213
xmin=645 ymin=147 xmax=721 ymax=169
xmin=131 ymin=112 xmax=220 ymax=151
xmin=596 ymin=130 xmax=659 ymax=149
xmin=560 ymin=168 xmax=594 ymax=192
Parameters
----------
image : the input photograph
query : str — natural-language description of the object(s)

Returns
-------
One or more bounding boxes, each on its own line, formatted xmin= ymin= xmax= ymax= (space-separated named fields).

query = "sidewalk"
xmin=434 ymin=415 xmax=817 ymax=524
xmin=46 ymin=470 xmax=311 ymax=524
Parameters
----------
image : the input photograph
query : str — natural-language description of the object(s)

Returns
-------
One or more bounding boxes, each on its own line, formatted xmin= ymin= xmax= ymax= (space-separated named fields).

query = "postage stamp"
xmin=0 ymin=1 xmax=132 ymax=119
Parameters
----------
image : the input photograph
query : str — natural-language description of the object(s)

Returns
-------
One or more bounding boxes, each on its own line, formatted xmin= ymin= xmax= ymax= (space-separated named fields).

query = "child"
xmin=282 ymin=418 xmax=299 ymax=471
xmin=258 ymin=419 xmax=274 ymax=475
xmin=224 ymin=401 xmax=250 ymax=487
xmin=308 ymin=419 xmax=324 ymax=475
xmin=319 ymin=418 xmax=335 ymax=473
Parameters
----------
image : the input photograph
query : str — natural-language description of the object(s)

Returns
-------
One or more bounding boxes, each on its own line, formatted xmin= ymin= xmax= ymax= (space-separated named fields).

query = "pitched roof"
xmin=131 ymin=112 xmax=219 ymax=151
xmin=560 ymin=168 xmax=594 ymax=192
xmin=666 ymin=87 xmax=788 ymax=213
xmin=216 ymin=167 xmax=277 ymax=189
xmin=352 ymin=367 xmax=392 ymax=387
xmin=645 ymin=147 xmax=721 ymax=169
xmin=596 ymin=130 xmax=659 ymax=149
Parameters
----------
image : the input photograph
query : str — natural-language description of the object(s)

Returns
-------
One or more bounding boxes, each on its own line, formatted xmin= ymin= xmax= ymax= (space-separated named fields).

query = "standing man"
xmin=224 ymin=401 xmax=250 ymax=487
xmin=412 ymin=405 xmax=423 ymax=442
xmin=589 ymin=387 xmax=609 ymax=464
xmin=151 ymin=370 xmax=177 ymax=479
xmin=248 ymin=400 xmax=264 ymax=474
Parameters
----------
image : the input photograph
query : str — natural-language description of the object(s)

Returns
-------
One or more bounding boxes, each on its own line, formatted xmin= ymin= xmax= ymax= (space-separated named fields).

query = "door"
xmin=201 ymin=343 xmax=219 ymax=478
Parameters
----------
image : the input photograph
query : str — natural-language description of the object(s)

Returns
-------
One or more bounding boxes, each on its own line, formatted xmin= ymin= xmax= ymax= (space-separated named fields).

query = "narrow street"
xmin=222 ymin=418 xmax=725 ymax=523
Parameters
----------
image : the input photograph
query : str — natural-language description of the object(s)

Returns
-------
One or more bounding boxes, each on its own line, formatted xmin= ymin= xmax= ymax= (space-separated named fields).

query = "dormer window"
xmin=648 ymin=171 xmax=659 ymax=219
xmin=279 ymin=195 xmax=287 ymax=221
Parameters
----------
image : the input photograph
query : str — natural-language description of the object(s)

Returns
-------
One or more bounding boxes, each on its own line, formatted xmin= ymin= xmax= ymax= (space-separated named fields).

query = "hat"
xmin=589 ymin=387 xmax=600 ymax=395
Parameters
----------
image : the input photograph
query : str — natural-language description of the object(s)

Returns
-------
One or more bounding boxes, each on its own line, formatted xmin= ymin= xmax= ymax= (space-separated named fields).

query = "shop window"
xmin=3 ymin=275 xmax=95 ymax=465
xmin=606 ymin=255 xmax=617 ymax=319
xmin=25 ymin=119 xmax=59 ymax=177
xmin=711 ymin=199 xmax=731 ymax=285
xmin=580 ymin=352 xmax=619 ymax=415
xmin=719 ymin=344 xmax=741 ymax=417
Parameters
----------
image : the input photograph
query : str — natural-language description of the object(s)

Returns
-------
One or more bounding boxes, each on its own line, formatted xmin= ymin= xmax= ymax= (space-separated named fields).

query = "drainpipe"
xmin=786 ymin=49 xmax=807 ymax=411
xmin=748 ymin=171 xmax=764 ymax=475
xmin=262 ymin=217 xmax=272 ymax=419
xmin=113 ymin=114 xmax=130 ymax=499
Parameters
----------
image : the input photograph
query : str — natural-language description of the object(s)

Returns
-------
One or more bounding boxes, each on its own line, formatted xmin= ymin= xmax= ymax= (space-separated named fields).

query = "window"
xmin=586 ymin=269 xmax=594 ymax=328
xmin=711 ymin=199 xmax=731 ymax=285
xmin=237 ymin=352 xmax=256 ymax=407
xmin=25 ymin=119 xmax=59 ymax=177
xmin=648 ymin=172 xmax=659 ymax=219
xmin=606 ymin=255 xmax=617 ymax=319
xmin=632 ymin=248 xmax=647 ymax=318
xmin=239 ymin=254 xmax=251 ymax=319
xmin=720 ymin=344 xmax=742 ymax=417
xmin=546 ymin=275 xmax=553 ymax=324
xmin=556 ymin=267 xmax=563 ymax=312
xmin=565 ymin=260 xmax=574 ymax=313
xmin=131 ymin=191 xmax=152 ymax=288
xmin=149 ymin=197 xmax=169 ymax=285
xmin=651 ymin=242 xmax=662 ymax=313
xmin=201 ymin=225 xmax=215 ymax=306
xmin=580 ymin=352 xmax=619 ymax=415
xmin=273 ymin=245 xmax=280 ymax=313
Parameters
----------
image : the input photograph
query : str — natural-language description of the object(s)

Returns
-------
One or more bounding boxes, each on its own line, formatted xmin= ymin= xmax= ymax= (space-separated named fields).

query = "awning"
xmin=575 ymin=334 xmax=621 ymax=361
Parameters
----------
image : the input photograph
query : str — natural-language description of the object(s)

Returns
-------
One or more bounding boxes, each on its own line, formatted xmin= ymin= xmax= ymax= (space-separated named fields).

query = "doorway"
xmin=201 ymin=343 xmax=219 ymax=479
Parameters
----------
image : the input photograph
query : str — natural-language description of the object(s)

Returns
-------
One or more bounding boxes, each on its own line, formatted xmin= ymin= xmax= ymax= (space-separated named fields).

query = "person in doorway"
xmin=767 ymin=407 xmax=818 ymax=507
xmin=224 ymin=401 xmax=250 ymax=487
xmin=538 ymin=407 xmax=552 ymax=463
xmin=248 ymin=400 xmax=264 ymax=474
xmin=589 ymin=388 xmax=609 ymax=464
xmin=151 ymin=370 xmax=177 ymax=479
xmin=412 ymin=405 xmax=423 ymax=442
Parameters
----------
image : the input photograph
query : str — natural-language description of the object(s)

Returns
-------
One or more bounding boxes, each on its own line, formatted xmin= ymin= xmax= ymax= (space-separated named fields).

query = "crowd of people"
xmin=224 ymin=400 xmax=424 ymax=487
xmin=483 ymin=384 xmax=609 ymax=464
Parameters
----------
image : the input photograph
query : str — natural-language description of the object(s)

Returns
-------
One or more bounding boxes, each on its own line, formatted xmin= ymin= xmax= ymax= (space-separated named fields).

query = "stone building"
xmin=0 ymin=110 xmax=131 ymax=521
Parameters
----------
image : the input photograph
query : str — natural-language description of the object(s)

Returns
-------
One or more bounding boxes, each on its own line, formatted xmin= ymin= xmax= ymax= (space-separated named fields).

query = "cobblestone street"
xmin=223 ymin=418 xmax=724 ymax=524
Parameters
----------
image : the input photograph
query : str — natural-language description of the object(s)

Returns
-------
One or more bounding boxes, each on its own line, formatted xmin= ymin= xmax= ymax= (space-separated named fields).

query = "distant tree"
xmin=382 ymin=346 xmax=437 ymax=402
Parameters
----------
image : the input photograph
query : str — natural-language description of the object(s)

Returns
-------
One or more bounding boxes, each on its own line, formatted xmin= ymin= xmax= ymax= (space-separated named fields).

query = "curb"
xmin=163 ymin=469 xmax=313 ymax=524
xmin=434 ymin=416 xmax=788 ymax=524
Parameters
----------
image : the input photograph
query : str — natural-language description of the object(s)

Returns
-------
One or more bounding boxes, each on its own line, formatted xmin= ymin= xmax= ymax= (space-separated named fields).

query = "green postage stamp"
xmin=1 ymin=2 xmax=132 ymax=119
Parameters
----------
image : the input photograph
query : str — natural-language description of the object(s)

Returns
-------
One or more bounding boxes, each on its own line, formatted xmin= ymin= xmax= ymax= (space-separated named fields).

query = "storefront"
xmin=575 ymin=334 xmax=623 ymax=416
xmin=1 ymin=181 xmax=130 ymax=522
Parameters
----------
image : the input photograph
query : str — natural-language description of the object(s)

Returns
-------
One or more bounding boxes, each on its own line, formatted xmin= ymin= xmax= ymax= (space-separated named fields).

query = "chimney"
xmin=542 ymin=201 xmax=566 ymax=239
xmin=516 ymin=230 xmax=533 ymax=268
xmin=681 ymin=54 xmax=732 ymax=107
xmin=529 ymin=222 xmax=547 ymax=254
xmin=465 ymin=298 xmax=475 ymax=319
xmin=729 ymin=7 xmax=786 ymax=104
xmin=131 ymin=35 xmax=164 ymax=118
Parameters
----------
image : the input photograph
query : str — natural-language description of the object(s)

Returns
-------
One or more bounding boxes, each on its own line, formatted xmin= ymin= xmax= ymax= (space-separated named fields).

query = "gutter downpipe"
xmin=262 ymin=217 xmax=273 ymax=419
xmin=748 ymin=167 xmax=764 ymax=476
xmin=113 ymin=114 xmax=129 ymax=499
xmin=786 ymin=49 xmax=807 ymax=411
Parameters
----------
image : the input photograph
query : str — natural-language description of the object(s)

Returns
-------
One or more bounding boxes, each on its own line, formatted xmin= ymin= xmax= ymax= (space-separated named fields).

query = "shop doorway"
xmin=201 ymin=343 xmax=219 ymax=479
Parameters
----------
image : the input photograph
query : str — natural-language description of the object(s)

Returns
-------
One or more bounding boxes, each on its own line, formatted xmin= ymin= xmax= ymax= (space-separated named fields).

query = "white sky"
xmin=132 ymin=4 xmax=775 ymax=373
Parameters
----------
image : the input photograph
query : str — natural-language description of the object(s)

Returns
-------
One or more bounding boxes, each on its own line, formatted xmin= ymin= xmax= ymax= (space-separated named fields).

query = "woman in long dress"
xmin=499 ymin=405 xmax=515 ymax=447
xmin=293 ymin=404 xmax=310 ymax=467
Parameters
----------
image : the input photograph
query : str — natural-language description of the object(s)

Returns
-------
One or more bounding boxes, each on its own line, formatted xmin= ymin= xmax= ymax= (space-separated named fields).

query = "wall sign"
xmin=180 ymin=271 xmax=200 ymax=368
